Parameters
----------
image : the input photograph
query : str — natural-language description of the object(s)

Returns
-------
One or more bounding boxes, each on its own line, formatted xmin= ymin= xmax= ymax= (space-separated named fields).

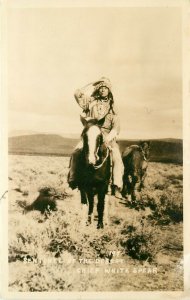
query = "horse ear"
xmin=140 ymin=140 xmax=151 ymax=149
xmin=80 ymin=115 xmax=87 ymax=127
xmin=97 ymin=117 xmax=105 ymax=127
xmin=147 ymin=141 xmax=151 ymax=148
xmin=144 ymin=140 xmax=150 ymax=148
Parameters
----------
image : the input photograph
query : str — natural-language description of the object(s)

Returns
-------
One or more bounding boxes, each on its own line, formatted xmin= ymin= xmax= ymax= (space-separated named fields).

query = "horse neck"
xmin=99 ymin=143 xmax=108 ymax=157
xmin=132 ymin=149 xmax=144 ymax=172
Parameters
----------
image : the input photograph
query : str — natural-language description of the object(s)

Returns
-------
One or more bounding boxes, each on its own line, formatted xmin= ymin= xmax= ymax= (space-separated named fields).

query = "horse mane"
xmin=97 ymin=143 xmax=108 ymax=162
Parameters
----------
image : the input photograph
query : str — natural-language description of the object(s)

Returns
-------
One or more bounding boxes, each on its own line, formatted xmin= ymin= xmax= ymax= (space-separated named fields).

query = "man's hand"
xmin=104 ymin=129 xmax=117 ymax=144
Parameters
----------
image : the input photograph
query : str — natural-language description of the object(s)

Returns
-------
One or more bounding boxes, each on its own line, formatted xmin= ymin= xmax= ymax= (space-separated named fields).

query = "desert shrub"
xmin=140 ymin=185 xmax=183 ymax=225
xmin=37 ymin=184 xmax=70 ymax=199
xmin=111 ymin=216 xmax=122 ymax=225
xmin=165 ymin=172 xmax=183 ymax=188
xmin=9 ymin=218 xmax=47 ymax=263
xmin=165 ymin=203 xmax=183 ymax=223
xmin=138 ymin=189 xmax=162 ymax=212
xmin=153 ymin=179 xmax=169 ymax=190
xmin=144 ymin=196 xmax=157 ymax=211
xmin=167 ymin=173 xmax=183 ymax=181
xmin=22 ymin=185 xmax=71 ymax=215
xmin=9 ymin=257 xmax=79 ymax=292
xmin=120 ymin=217 xmax=163 ymax=262
xmin=147 ymin=191 xmax=183 ymax=225
xmin=48 ymin=235 xmax=80 ymax=257
xmin=8 ymin=209 xmax=71 ymax=263
xmin=89 ymin=234 xmax=113 ymax=259
xmin=42 ymin=211 xmax=87 ymax=259
xmin=162 ymin=223 xmax=183 ymax=251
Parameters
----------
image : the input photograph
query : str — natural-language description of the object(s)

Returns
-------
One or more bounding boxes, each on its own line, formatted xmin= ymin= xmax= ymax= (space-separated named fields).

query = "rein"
xmin=139 ymin=146 xmax=147 ymax=161
xmin=142 ymin=151 xmax=147 ymax=161
xmin=93 ymin=147 xmax=109 ymax=170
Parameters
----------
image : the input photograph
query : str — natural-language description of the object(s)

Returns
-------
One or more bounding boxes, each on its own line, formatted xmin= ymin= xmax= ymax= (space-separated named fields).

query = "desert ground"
xmin=8 ymin=155 xmax=183 ymax=291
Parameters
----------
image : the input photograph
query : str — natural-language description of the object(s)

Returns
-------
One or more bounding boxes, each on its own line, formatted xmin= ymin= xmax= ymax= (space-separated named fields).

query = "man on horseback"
xmin=68 ymin=77 xmax=124 ymax=199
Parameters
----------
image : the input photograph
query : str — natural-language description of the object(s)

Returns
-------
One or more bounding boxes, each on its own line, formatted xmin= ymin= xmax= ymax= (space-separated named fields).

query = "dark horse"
xmin=122 ymin=141 xmax=150 ymax=201
xmin=76 ymin=116 xmax=111 ymax=229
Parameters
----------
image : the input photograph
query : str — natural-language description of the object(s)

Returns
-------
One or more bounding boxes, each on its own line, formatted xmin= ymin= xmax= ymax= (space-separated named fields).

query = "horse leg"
xmin=125 ymin=176 xmax=132 ymax=202
xmin=97 ymin=186 xmax=107 ymax=229
xmin=122 ymin=174 xmax=128 ymax=198
xmin=140 ymin=169 xmax=147 ymax=190
xmin=132 ymin=178 xmax=142 ymax=201
xmin=104 ymin=194 xmax=109 ymax=226
xmin=86 ymin=189 xmax=94 ymax=225
xmin=131 ymin=178 xmax=137 ymax=201
xmin=131 ymin=189 xmax=136 ymax=201
xmin=80 ymin=189 xmax=87 ymax=205
xmin=80 ymin=189 xmax=88 ymax=227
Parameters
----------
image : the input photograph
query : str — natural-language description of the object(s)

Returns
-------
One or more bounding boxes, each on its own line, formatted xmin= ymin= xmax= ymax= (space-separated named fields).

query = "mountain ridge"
xmin=9 ymin=134 xmax=183 ymax=163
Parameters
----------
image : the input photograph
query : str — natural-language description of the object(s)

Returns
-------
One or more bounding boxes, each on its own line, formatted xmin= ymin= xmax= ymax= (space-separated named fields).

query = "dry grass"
xmin=8 ymin=155 xmax=183 ymax=291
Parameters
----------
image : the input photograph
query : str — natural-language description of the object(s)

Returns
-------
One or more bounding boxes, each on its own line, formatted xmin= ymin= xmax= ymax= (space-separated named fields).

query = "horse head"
xmin=80 ymin=115 xmax=105 ymax=166
xmin=139 ymin=141 xmax=150 ymax=160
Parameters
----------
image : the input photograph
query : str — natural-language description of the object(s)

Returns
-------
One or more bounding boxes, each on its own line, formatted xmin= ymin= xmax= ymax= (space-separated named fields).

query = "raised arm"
xmin=74 ymin=89 xmax=93 ymax=111
xmin=74 ymin=81 xmax=96 ymax=111
xmin=74 ymin=78 xmax=109 ymax=111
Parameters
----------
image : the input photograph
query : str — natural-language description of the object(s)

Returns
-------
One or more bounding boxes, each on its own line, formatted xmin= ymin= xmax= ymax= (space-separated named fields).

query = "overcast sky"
xmin=8 ymin=6 xmax=182 ymax=139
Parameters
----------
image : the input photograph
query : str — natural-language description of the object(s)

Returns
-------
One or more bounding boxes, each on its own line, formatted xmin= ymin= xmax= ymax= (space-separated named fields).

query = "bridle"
xmin=139 ymin=145 xmax=149 ymax=161
xmin=93 ymin=147 xmax=109 ymax=170
xmin=82 ymin=126 xmax=110 ymax=170
xmin=140 ymin=147 xmax=147 ymax=161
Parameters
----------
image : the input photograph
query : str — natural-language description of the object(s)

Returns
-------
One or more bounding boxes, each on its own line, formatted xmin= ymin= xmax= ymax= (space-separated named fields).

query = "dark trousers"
xmin=68 ymin=148 xmax=82 ymax=183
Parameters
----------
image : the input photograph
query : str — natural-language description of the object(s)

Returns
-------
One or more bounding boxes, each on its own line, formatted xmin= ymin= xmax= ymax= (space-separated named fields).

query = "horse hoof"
xmin=86 ymin=216 xmax=92 ymax=226
xmin=97 ymin=222 xmax=104 ymax=229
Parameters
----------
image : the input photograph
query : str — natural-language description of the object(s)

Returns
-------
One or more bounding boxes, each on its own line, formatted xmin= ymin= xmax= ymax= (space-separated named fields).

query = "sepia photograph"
xmin=1 ymin=0 xmax=190 ymax=299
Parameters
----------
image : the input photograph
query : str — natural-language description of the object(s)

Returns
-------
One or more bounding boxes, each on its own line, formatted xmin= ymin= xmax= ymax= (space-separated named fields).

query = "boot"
xmin=114 ymin=185 xmax=122 ymax=199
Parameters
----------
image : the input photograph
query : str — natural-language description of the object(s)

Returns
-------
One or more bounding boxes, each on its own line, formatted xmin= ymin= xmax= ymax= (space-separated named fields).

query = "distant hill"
xmin=9 ymin=134 xmax=79 ymax=156
xmin=8 ymin=134 xmax=183 ymax=164
xmin=118 ymin=139 xmax=183 ymax=164
xmin=8 ymin=130 xmax=40 ymax=137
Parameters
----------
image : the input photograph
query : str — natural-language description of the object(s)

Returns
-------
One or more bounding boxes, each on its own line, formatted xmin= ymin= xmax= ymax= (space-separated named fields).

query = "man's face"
xmin=98 ymin=86 xmax=109 ymax=98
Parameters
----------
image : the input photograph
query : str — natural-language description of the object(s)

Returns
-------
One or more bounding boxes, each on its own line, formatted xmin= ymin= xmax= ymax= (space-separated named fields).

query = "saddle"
xmin=122 ymin=145 xmax=140 ymax=158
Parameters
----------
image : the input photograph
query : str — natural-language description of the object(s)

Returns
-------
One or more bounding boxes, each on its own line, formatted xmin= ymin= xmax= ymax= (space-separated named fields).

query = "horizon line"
xmin=8 ymin=132 xmax=182 ymax=141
